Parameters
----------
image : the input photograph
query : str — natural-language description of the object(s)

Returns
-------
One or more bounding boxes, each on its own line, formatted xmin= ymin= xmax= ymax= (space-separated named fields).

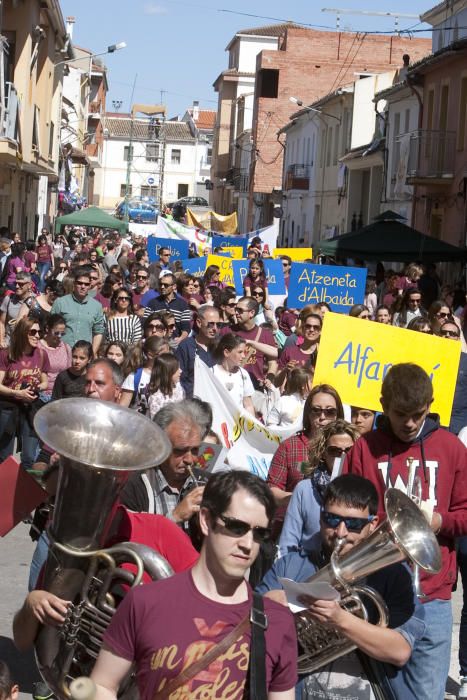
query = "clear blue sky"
xmin=60 ymin=0 xmax=432 ymax=117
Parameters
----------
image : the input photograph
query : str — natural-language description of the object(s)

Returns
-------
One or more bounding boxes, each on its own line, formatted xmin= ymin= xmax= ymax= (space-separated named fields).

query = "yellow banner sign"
xmin=206 ymin=254 xmax=235 ymax=286
xmin=273 ymin=247 xmax=313 ymax=261
xmin=313 ymin=312 xmax=461 ymax=426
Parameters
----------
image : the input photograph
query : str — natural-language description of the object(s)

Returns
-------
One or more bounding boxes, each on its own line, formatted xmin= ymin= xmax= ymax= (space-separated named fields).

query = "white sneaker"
xmin=459 ymin=677 xmax=467 ymax=698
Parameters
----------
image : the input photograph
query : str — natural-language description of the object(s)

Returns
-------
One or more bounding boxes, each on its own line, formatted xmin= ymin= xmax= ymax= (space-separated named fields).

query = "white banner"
xmin=129 ymin=221 xmax=277 ymax=256
xmin=193 ymin=358 xmax=298 ymax=479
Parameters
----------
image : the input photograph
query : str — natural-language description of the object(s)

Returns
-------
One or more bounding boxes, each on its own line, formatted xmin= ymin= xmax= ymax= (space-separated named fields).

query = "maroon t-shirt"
xmin=278 ymin=343 xmax=316 ymax=370
xmin=231 ymin=325 xmax=276 ymax=386
xmin=36 ymin=244 xmax=53 ymax=263
xmin=243 ymin=274 xmax=268 ymax=294
xmin=0 ymin=347 xmax=50 ymax=395
xmin=103 ymin=569 xmax=297 ymax=700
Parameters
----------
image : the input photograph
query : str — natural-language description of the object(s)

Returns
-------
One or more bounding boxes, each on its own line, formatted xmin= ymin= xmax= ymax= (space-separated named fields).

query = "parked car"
xmin=166 ymin=196 xmax=209 ymax=208
xmin=115 ymin=199 xmax=159 ymax=223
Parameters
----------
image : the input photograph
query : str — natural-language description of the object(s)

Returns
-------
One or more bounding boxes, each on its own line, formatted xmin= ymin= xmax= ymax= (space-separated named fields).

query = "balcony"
xmin=405 ymin=130 xmax=456 ymax=185
xmin=285 ymin=164 xmax=310 ymax=191
xmin=88 ymin=101 xmax=102 ymax=117
xmin=226 ymin=167 xmax=249 ymax=192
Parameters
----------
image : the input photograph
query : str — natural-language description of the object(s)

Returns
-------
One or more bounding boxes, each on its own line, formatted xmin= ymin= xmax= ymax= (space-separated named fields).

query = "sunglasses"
xmin=75 ymin=281 xmax=91 ymax=287
xmin=117 ymin=296 xmax=131 ymax=302
xmin=166 ymin=323 xmax=176 ymax=329
xmin=310 ymin=407 xmax=337 ymax=418
xmin=15 ymin=281 xmax=28 ymax=287
xmin=322 ymin=510 xmax=376 ymax=533
xmin=226 ymin=302 xmax=237 ymax=307
xmin=217 ymin=514 xmax=271 ymax=544
xmin=304 ymin=323 xmax=321 ymax=330
xmin=150 ymin=324 xmax=165 ymax=331
xmin=252 ymin=292 xmax=264 ymax=298
xmin=28 ymin=329 xmax=41 ymax=337
xmin=436 ymin=312 xmax=449 ymax=319
xmin=136 ymin=275 xmax=148 ymax=280
xmin=160 ymin=282 xmax=173 ymax=288
xmin=235 ymin=307 xmax=249 ymax=314
xmin=441 ymin=329 xmax=460 ymax=338
xmin=326 ymin=445 xmax=353 ymax=458
xmin=52 ymin=330 xmax=66 ymax=337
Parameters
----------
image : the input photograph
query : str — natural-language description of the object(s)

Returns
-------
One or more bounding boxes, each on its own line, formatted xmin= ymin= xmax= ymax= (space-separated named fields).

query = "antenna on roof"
xmin=321 ymin=8 xmax=419 ymax=32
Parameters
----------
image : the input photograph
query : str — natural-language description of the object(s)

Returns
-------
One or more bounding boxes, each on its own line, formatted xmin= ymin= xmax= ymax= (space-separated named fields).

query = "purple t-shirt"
xmin=278 ymin=343 xmax=316 ymax=370
xmin=0 ymin=346 xmax=50 ymax=395
xmin=103 ymin=569 xmax=297 ymax=700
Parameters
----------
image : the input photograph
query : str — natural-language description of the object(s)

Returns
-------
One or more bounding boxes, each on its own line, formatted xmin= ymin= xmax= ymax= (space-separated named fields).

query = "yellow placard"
xmin=273 ymin=247 xmax=313 ymax=261
xmin=313 ymin=312 xmax=461 ymax=426
xmin=206 ymin=254 xmax=235 ymax=287
xmin=221 ymin=246 xmax=244 ymax=259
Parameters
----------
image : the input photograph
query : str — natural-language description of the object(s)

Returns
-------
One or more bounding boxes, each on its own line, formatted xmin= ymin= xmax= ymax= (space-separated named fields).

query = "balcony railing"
xmin=226 ymin=167 xmax=250 ymax=192
xmin=285 ymin=164 xmax=310 ymax=191
xmin=405 ymin=130 xmax=456 ymax=182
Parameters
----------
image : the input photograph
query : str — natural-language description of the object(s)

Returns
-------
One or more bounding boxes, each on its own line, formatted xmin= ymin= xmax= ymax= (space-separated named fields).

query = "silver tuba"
xmin=296 ymin=488 xmax=442 ymax=674
xmin=33 ymin=399 xmax=173 ymax=699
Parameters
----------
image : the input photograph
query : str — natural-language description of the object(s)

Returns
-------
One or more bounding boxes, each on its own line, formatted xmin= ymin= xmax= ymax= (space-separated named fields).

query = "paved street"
xmin=0 ymin=522 xmax=463 ymax=699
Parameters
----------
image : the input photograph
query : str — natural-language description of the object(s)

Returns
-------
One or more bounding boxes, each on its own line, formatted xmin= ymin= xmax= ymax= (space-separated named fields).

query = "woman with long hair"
xmin=392 ymin=287 xmax=424 ymax=328
xmin=266 ymin=383 xmax=344 ymax=538
xmin=267 ymin=367 xmax=312 ymax=427
xmin=147 ymin=353 xmax=185 ymax=419
xmin=39 ymin=313 xmax=72 ymax=402
xmin=349 ymin=304 xmax=370 ymax=319
xmin=0 ymin=317 xmax=50 ymax=469
xmin=119 ymin=336 xmax=171 ymax=412
xmin=212 ymin=333 xmax=255 ymax=415
xmin=95 ymin=272 xmax=123 ymax=311
xmin=17 ymin=279 xmax=63 ymax=327
xmin=176 ymin=273 xmax=203 ymax=311
xmin=203 ymin=264 xmax=224 ymax=289
xmin=275 ymin=311 xmax=322 ymax=388
xmin=428 ymin=299 xmax=454 ymax=335
xmin=279 ymin=419 xmax=361 ymax=554
xmin=105 ymin=288 xmax=142 ymax=344
xmin=143 ymin=312 xmax=168 ymax=339
xmin=35 ymin=234 xmax=54 ymax=292
xmin=102 ymin=340 xmax=128 ymax=367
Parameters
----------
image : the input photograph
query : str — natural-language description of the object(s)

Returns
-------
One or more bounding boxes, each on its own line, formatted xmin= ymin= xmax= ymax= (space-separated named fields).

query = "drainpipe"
xmin=406 ymin=76 xmax=424 ymax=229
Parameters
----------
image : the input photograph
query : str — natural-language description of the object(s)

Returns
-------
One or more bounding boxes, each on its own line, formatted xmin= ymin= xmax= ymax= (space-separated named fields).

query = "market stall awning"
xmin=316 ymin=211 xmax=467 ymax=263
xmin=54 ymin=206 xmax=128 ymax=234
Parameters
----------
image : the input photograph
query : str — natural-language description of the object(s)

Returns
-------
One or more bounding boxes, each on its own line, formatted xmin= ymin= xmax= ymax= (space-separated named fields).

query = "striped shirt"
xmin=143 ymin=294 xmax=192 ymax=336
xmin=105 ymin=314 xmax=143 ymax=344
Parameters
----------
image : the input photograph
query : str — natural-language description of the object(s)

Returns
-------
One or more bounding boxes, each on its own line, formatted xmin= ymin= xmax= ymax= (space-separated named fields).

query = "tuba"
xmin=33 ymin=399 xmax=173 ymax=699
xmin=296 ymin=488 xmax=442 ymax=674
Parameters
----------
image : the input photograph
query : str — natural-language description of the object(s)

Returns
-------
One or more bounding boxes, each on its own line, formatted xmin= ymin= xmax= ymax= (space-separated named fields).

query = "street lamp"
xmin=54 ymin=42 xmax=126 ymax=70
xmin=289 ymin=96 xmax=341 ymax=124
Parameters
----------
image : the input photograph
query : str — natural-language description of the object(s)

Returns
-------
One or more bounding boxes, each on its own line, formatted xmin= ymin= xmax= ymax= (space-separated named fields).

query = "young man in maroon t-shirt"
xmin=92 ymin=471 xmax=297 ymax=700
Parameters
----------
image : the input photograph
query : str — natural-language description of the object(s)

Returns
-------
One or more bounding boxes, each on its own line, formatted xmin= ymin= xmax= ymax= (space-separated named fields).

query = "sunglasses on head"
xmin=310 ymin=406 xmax=337 ymax=418
xmin=321 ymin=510 xmax=375 ymax=533
xmin=217 ymin=514 xmax=271 ymax=544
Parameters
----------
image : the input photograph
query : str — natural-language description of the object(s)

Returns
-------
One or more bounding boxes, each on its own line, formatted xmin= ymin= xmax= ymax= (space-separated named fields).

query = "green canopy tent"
xmin=316 ymin=211 xmax=467 ymax=263
xmin=54 ymin=206 xmax=129 ymax=235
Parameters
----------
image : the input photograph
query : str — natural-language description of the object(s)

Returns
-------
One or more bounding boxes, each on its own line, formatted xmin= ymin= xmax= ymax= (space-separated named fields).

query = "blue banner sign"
xmin=287 ymin=263 xmax=367 ymax=313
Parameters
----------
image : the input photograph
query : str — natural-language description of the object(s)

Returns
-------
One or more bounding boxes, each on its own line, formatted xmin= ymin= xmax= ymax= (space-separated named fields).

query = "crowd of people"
xmin=0 ymin=223 xmax=465 ymax=700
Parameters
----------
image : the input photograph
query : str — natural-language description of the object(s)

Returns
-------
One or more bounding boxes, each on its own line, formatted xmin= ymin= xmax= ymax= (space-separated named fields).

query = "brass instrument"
xmin=406 ymin=456 xmax=426 ymax=599
xmin=33 ymin=399 xmax=173 ymax=699
xmin=296 ymin=488 xmax=442 ymax=674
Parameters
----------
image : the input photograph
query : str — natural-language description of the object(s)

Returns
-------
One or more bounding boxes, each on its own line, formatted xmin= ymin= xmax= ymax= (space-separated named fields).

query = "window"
xmin=120 ymin=184 xmax=132 ymax=197
xmin=333 ymin=125 xmax=340 ymax=166
xmin=140 ymin=185 xmax=157 ymax=198
xmin=32 ymin=106 xmax=40 ymax=152
xmin=145 ymin=143 xmax=159 ymax=161
xmin=206 ymin=147 xmax=212 ymax=165
xmin=258 ymin=69 xmax=279 ymax=98
xmin=123 ymin=146 xmax=133 ymax=161
xmin=171 ymin=149 xmax=181 ymax=164
xmin=326 ymin=127 xmax=332 ymax=167
xmin=458 ymin=77 xmax=467 ymax=150
xmin=48 ymin=121 xmax=54 ymax=159
xmin=178 ymin=183 xmax=188 ymax=198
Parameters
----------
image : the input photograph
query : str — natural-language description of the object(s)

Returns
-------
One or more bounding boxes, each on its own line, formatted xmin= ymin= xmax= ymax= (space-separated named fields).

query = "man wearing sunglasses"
xmin=0 ymin=272 xmax=34 ymax=347
xmin=175 ymin=304 xmax=220 ymax=397
xmin=259 ymin=474 xmax=424 ymax=700
xmin=92 ymin=471 xmax=297 ymax=700
xmin=345 ymin=363 xmax=467 ymax=700
xmin=143 ymin=272 xmax=191 ymax=347
xmin=51 ymin=267 xmax=105 ymax=354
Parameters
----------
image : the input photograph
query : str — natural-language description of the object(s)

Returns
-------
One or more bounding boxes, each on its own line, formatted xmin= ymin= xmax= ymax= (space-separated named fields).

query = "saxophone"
xmin=33 ymin=398 xmax=173 ymax=699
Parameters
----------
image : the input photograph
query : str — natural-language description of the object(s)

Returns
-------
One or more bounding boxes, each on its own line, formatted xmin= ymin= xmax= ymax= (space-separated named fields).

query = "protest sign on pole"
xmin=193 ymin=358 xmax=298 ymax=477
xmin=206 ymin=253 xmax=235 ymax=286
xmin=273 ymin=247 xmax=313 ymax=261
xmin=288 ymin=263 xmax=367 ymax=313
xmin=147 ymin=236 xmax=190 ymax=262
xmin=232 ymin=259 xmax=286 ymax=296
xmin=313 ymin=312 xmax=461 ymax=426
xmin=181 ymin=258 xmax=207 ymax=277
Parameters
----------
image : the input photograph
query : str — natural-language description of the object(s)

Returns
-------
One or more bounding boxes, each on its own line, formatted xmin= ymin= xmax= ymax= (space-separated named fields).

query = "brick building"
xmin=212 ymin=22 xmax=431 ymax=232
